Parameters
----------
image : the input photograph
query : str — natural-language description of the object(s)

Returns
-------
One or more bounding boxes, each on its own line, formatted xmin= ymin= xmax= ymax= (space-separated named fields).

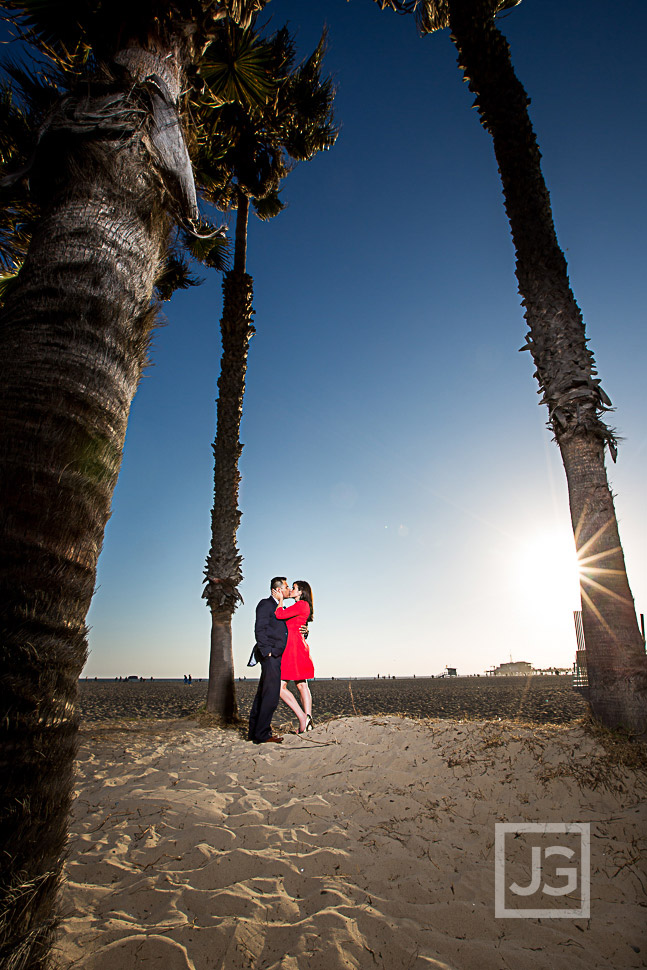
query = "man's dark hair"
xmin=270 ymin=576 xmax=287 ymax=591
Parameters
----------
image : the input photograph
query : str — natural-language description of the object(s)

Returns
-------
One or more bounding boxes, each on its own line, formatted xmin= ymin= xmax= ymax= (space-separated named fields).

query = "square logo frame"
xmin=494 ymin=822 xmax=591 ymax=919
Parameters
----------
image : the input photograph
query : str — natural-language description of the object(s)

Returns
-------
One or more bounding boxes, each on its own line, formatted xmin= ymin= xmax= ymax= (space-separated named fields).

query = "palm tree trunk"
xmin=0 ymin=125 xmax=166 ymax=970
xmin=446 ymin=0 xmax=647 ymax=734
xmin=204 ymin=196 xmax=254 ymax=721
xmin=559 ymin=434 xmax=647 ymax=732
xmin=234 ymin=190 xmax=250 ymax=274
xmin=206 ymin=615 xmax=239 ymax=720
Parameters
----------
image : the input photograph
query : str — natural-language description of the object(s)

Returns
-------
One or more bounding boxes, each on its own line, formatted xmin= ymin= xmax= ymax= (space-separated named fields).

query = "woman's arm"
xmin=275 ymin=601 xmax=310 ymax=621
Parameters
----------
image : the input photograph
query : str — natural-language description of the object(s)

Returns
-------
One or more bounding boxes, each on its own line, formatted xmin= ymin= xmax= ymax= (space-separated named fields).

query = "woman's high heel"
xmin=305 ymin=714 xmax=314 ymax=731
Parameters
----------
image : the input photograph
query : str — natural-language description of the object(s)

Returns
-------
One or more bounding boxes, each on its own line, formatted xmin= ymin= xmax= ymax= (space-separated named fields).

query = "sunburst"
xmin=514 ymin=528 xmax=580 ymax=606
xmin=575 ymin=513 xmax=633 ymax=608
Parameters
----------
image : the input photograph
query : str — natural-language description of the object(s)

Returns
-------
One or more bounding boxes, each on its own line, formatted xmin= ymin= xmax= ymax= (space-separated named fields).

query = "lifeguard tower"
xmin=572 ymin=610 xmax=588 ymax=695
xmin=573 ymin=610 xmax=645 ymax=696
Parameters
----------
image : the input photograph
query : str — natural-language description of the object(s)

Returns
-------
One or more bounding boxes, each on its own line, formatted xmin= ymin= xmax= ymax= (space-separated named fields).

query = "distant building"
xmin=486 ymin=661 xmax=533 ymax=676
xmin=486 ymin=661 xmax=570 ymax=677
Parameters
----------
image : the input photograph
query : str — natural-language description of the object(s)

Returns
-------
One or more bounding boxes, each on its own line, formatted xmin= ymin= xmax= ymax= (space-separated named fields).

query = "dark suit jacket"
xmin=248 ymin=595 xmax=288 ymax=665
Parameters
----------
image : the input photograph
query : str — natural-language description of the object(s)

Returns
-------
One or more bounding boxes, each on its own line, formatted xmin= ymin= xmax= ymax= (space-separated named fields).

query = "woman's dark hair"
xmin=293 ymin=580 xmax=314 ymax=621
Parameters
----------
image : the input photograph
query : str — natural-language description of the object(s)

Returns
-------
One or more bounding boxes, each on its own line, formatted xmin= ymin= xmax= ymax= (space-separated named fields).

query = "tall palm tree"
xmin=198 ymin=23 xmax=338 ymax=720
xmin=0 ymin=2 xmax=264 ymax=967
xmin=376 ymin=0 xmax=647 ymax=735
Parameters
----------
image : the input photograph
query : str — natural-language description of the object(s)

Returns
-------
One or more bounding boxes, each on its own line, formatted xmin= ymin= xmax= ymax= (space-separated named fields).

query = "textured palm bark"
xmin=447 ymin=0 xmax=646 ymax=733
xmin=233 ymin=191 xmax=249 ymax=275
xmin=0 ymin=119 xmax=166 ymax=970
xmin=115 ymin=45 xmax=199 ymax=222
xmin=206 ymin=615 xmax=240 ymax=721
xmin=204 ymin=260 xmax=255 ymax=721
xmin=559 ymin=435 xmax=647 ymax=733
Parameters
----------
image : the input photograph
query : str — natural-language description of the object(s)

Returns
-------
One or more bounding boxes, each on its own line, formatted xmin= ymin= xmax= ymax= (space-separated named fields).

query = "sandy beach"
xmin=56 ymin=680 xmax=646 ymax=969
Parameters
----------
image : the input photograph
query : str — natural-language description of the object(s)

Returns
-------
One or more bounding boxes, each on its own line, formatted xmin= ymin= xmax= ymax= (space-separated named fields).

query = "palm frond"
xmin=2 ymin=0 xmax=272 ymax=73
xmin=181 ymin=223 xmax=231 ymax=271
xmin=1 ymin=60 xmax=63 ymax=117
xmin=221 ymin=0 xmax=270 ymax=31
xmin=154 ymin=249 xmax=204 ymax=301
xmin=372 ymin=0 xmax=520 ymax=34
xmin=276 ymin=29 xmax=339 ymax=162
xmin=252 ymin=189 xmax=284 ymax=221
xmin=0 ymin=80 xmax=42 ymax=270
xmin=200 ymin=26 xmax=276 ymax=109
xmin=264 ymin=24 xmax=297 ymax=81
xmin=189 ymin=17 xmax=337 ymax=240
xmin=0 ymin=83 xmax=29 ymax=166
xmin=374 ymin=0 xmax=418 ymax=12
xmin=2 ymin=0 xmax=91 ymax=54
xmin=0 ymin=263 xmax=22 ymax=305
xmin=0 ymin=6 xmax=336 ymax=282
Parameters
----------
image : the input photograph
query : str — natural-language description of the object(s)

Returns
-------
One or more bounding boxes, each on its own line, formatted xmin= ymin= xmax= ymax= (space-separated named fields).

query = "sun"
xmin=515 ymin=528 xmax=581 ymax=608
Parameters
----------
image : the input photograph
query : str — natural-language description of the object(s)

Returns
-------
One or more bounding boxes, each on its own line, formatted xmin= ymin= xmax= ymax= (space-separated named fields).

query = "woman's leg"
xmin=280 ymin=681 xmax=307 ymax=731
xmin=296 ymin=680 xmax=312 ymax=717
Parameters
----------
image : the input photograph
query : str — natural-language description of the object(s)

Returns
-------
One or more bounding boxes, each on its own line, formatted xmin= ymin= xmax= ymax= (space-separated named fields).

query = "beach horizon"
xmin=77 ymin=673 xmax=587 ymax=726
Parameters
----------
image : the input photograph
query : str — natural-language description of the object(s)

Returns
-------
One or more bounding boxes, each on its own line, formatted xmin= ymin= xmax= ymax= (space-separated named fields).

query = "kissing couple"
xmin=247 ymin=576 xmax=315 ymax=744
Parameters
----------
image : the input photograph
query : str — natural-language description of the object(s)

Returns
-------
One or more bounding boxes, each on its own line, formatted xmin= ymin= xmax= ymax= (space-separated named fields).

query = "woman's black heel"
xmin=305 ymin=715 xmax=314 ymax=731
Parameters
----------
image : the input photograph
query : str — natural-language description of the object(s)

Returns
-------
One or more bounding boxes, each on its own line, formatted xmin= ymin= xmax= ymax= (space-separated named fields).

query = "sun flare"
xmin=515 ymin=529 xmax=581 ymax=608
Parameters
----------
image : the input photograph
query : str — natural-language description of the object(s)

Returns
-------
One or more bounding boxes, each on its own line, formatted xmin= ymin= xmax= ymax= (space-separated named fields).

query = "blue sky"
xmin=50 ymin=0 xmax=645 ymax=678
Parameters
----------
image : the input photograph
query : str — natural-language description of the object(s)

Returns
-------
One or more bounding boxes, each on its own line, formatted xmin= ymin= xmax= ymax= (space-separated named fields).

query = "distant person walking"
xmin=275 ymin=580 xmax=315 ymax=733
xmin=247 ymin=577 xmax=290 ymax=744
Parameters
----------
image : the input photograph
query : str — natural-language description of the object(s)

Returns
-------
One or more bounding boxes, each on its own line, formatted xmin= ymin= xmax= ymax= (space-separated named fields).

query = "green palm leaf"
xmin=194 ymin=21 xmax=338 ymax=214
xmin=181 ymin=224 xmax=230 ymax=270
xmin=200 ymin=25 xmax=275 ymax=109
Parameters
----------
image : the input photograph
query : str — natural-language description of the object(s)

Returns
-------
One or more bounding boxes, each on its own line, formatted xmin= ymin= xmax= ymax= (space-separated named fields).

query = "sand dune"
xmin=58 ymin=716 xmax=646 ymax=969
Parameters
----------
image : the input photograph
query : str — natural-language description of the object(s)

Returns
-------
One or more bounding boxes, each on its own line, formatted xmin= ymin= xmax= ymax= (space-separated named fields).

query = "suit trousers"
xmin=248 ymin=655 xmax=282 ymax=741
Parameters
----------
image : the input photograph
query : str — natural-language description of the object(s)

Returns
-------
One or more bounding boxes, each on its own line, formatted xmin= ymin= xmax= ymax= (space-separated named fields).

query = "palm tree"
xmin=198 ymin=23 xmax=338 ymax=720
xmin=0 ymin=2 xmax=264 ymax=967
xmin=375 ymin=0 xmax=647 ymax=735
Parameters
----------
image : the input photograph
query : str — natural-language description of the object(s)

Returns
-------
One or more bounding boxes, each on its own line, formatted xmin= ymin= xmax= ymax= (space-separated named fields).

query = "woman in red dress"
xmin=275 ymin=580 xmax=315 ymax=733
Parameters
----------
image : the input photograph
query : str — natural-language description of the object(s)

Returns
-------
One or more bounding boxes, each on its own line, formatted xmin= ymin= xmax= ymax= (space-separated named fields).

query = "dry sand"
xmin=57 ymin=714 xmax=646 ymax=970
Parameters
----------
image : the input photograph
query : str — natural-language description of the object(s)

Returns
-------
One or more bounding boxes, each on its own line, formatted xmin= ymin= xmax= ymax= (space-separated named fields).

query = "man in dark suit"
xmin=247 ymin=577 xmax=290 ymax=743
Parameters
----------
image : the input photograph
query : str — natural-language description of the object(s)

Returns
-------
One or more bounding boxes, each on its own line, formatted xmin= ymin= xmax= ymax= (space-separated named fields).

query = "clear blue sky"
xmin=24 ymin=0 xmax=646 ymax=678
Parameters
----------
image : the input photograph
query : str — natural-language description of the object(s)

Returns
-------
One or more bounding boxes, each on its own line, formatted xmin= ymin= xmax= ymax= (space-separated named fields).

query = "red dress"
xmin=276 ymin=600 xmax=314 ymax=681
